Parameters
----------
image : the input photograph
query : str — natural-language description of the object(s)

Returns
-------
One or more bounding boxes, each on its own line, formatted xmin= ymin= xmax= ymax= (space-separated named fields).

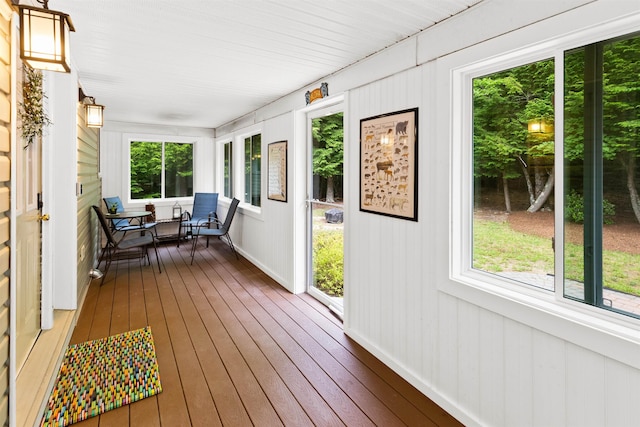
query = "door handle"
xmin=38 ymin=213 xmax=50 ymax=221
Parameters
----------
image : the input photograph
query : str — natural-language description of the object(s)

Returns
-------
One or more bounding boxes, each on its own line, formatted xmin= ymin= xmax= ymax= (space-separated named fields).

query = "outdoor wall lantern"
xmin=528 ymin=118 xmax=548 ymax=133
xmin=79 ymin=88 xmax=104 ymax=128
xmin=19 ymin=0 xmax=75 ymax=73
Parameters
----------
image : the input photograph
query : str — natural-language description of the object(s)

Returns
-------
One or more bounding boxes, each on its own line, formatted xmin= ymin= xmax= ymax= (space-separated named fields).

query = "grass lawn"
xmin=473 ymin=218 xmax=640 ymax=297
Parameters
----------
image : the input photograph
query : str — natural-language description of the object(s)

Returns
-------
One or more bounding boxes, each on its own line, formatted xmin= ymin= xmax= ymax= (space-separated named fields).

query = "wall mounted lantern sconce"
xmin=528 ymin=118 xmax=549 ymax=134
xmin=19 ymin=0 xmax=75 ymax=73
xmin=79 ymin=88 xmax=104 ymax=128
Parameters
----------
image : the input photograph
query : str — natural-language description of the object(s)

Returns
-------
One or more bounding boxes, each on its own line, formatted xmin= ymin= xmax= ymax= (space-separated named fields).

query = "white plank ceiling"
xmin=51 ymin=0 xmax=484 ymax=128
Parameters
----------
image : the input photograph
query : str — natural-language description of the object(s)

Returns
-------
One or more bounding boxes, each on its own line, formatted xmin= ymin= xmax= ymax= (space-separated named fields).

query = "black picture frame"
xmin=359 ymin=108 xmax=418 ymax=221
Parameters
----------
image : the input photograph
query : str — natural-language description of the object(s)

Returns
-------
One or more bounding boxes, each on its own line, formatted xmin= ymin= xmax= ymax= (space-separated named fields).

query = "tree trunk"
xmin=518 ymin=155 xmax=535 ymax=205
xmin=534 ymin=166 xmax=547 ymax=199
xmin=326 ymin=175 xmax=335 ymax=203
xmin=527 ymin=166 xmax=555 ymax=212
xmin=624 ymin=155 xmax=640 ymax=224
xmin=503 ymin=174 xmax=512 ymax=213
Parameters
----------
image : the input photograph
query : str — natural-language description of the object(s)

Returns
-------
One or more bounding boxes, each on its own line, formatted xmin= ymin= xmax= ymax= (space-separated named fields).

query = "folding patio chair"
xmin=92 ymin=205 xmax=162 ymax=285
xmin=180 ymin=192 xmax=218 ymax=246
xmin=189 ymin=198 xmax=240 ymax=264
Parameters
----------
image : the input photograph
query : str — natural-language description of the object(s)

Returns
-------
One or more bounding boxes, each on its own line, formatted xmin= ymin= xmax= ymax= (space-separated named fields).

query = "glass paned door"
xmin=307 ymin=108 xmax=344 ymax=312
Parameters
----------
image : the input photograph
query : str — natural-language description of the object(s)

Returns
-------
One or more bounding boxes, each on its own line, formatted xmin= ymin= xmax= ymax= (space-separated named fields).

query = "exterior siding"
xmin=0 ymin=5 xmax=9 ymax=426
xmin=76 ymin=104 xmax=100 ymax=303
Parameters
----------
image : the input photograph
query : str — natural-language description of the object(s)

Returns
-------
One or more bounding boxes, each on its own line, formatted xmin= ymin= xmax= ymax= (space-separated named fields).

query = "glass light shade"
xmin=20 ymin=6 xmax=75 ymax=73
xmin=85 ymin=103 xmax=104 ymax=128
xmin=172 ymin=202 xmax=182 ymax=219
xmin=528 ymin=119 xmax=545 ymax=133
xmin=527 ymin=119 xmax=554 ymax=134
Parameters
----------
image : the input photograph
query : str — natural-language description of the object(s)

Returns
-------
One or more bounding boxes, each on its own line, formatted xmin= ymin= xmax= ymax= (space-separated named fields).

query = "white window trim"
xmin=447 ymin=13 xmax=640 ymax=369
xmin=216 ymin=135 xmax=233 ymax=202
xmin=235 ymin=125 xmax=263 ymax=217
xmin=122 ymin=133 xmax=198 ymax=207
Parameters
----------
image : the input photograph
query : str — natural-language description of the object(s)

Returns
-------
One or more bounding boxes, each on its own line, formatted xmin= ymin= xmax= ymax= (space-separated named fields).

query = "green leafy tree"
xmin=474 ymin=35 xmax=640 ymax=225
xmin=565 ymin=36 xmax=640 ymax=223
xmin=473 ymin=59 xmax=555 ymax=212
xmin=473 ymin=74 xmax=528 ymax=212
xmin=130 ymin=141 xmax=193 ymax=199
xmin=130 ymin=142 xmax=162 ymax=199
xmin=312 ymin=113 xmax=343 ymax=203
xmin=165 ymin=143 xmax=193 ymax=197
xmin=563 ymin=49 xmax=586 ymax=162
xmin=603 ymin=37 xmax=640 ymax=223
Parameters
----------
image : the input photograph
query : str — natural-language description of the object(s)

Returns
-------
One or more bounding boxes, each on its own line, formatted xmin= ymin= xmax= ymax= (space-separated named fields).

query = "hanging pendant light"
xmin=19 ymin=0 xmax=75 ymax=73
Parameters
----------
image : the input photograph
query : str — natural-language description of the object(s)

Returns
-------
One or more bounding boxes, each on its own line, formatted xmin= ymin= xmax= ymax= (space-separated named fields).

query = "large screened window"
xmin=130 ymin=140 xmax=193 ymax=200
xmin=244 ymin=133 xmax=261 ymax=207
xmin=563 ymin=34 xmax=640 ymax=315
xmin=472 ymin=58 xmax=555 ymax=291
xmin=467 ymin=30 xmax=640 ymax=319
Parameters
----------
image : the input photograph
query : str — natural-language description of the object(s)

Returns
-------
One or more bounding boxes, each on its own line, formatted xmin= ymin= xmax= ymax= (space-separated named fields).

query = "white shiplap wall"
xmin=342 ymin=2 xmax=640 ymax=426
xmin=242 ymin=113 xmax=296 ymax=288
xmin=100 ymin=123 xmax=215 ymax=220
xmin=214 ymin=112 xmax=296 ymax=291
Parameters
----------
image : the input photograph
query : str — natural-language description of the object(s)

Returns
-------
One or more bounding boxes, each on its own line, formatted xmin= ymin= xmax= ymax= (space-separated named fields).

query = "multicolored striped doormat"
xmin=40 ymin=326 xmax=163 ymax=427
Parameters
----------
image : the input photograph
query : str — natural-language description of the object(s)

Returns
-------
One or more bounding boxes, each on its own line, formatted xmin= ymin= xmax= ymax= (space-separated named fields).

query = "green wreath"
xmin=18 ymin=65 xmax=52 ymax=149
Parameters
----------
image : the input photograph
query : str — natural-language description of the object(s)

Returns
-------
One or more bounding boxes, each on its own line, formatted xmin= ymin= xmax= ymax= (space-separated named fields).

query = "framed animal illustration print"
xmin=359 ymin=108 xmax=418 ymax=221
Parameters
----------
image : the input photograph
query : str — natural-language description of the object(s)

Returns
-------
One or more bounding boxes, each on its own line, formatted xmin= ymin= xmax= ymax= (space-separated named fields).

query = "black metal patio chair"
xmin=92 ymin=205 xmax=162 ymax=284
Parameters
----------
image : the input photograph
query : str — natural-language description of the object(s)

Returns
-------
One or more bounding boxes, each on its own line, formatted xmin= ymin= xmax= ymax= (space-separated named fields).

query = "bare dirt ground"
xmin=478 ymin=208 xmax=640 ymax=255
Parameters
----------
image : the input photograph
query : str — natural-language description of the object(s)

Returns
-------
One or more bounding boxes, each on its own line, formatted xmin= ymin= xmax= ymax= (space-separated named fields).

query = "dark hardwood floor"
xmin=67 ymin=237 xmax=462 ymax=426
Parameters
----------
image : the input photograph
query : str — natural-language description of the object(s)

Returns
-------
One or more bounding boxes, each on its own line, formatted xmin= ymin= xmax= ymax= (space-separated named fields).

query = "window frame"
xmin=563 ymin=33 xmax=640 ymax=318
xmin=448 ymin=14 xmax=640 ymax=364
xmin=124 ymin=133 xmax=196 ymax=204
xmin=224 ymin=140 xmax=233 ymax=199
xmin=451 ymin=46 xmax=561 ymax=296
xmin=239 ymin=130 xmax=262 ymax=211
xmin=216 ymin=137 xmax=234 ymax=201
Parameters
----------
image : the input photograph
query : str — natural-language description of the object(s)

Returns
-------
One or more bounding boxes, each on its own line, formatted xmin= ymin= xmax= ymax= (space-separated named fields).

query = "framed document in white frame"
xmin=268 ymin=140 xmax=287 ymax=202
